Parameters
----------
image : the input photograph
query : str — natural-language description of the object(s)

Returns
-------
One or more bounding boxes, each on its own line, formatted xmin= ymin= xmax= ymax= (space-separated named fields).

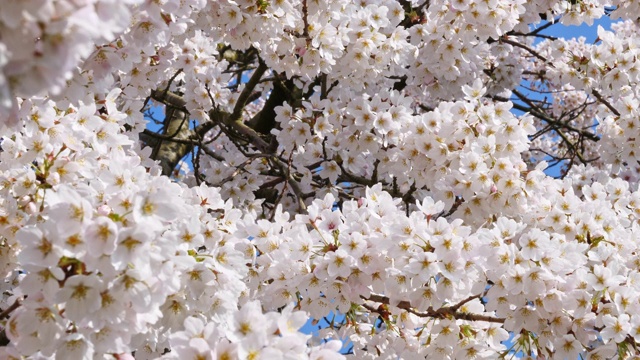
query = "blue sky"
xmin=541 ymin=17 xmax=613 ymax=43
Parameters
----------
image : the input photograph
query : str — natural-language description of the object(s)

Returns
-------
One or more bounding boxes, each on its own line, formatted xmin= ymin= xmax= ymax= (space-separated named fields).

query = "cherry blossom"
xmin=3 ymin=0 xmax=640 ymax=358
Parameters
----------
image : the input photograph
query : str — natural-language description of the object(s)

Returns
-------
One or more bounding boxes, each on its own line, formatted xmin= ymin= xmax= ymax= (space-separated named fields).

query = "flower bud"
xmin=97 ymin=204 xmax=112 ymax=216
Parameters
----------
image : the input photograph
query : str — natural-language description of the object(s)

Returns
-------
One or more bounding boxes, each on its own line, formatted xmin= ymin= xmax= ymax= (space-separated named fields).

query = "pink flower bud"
xmin=26 ymin=202 xmax=37 ymax=215
xmin=296 ymin=46 xmax=307 ymax=56
xmin=97 ymin=204 xmax=112 ymax=216
xmin=115 ymin=354 xmax=135 ymax=360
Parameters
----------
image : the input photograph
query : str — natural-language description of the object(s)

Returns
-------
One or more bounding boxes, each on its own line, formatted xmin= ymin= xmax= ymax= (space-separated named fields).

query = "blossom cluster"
xmin=241 ymin=173 xmax=640 ymax=358
xmin=162 ymin=303 xmax=344 ymax=360
xmin=405 ymin=0 xmax=527 ymax=102
xmin=0 ymin=0 xmax=141 ymax=123
xmin=526 ymin=19 xmax=640 ymax=178
xmin=269 ymin=81 xmax=536 ymax=225
xmin=0 ymin=95 xmax=343 ymax=358
xmin=1 ymin=0 xmax=640 ymax=359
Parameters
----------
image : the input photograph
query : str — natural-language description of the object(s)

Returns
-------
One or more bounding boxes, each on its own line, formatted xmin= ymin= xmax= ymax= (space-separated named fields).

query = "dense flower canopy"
xmin=2 ymin=0 xmax=640 ymax=359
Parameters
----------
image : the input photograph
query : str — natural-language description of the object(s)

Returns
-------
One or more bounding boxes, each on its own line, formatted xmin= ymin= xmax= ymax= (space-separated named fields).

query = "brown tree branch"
xmin=362 ymin=294 xmax=505 ymax=324
xmin=510 ymin=90 xmax=591 ymax=163
xmin=0 ymin=297 xmax=21 ymax=319
xmin=491 ymin=95 xmax=599 ymax=141
xmin=499 ymin=37 xmax=551 ymax=65
xmin=141 ymin=129 xmax=224 ymax=161
xmin=591 ymin=89 xmax=621 ymax=116
xmin=272 ymin=156 xmax=307 ymax=212
xmin=230 ymin=60 xmax=268 ymax=122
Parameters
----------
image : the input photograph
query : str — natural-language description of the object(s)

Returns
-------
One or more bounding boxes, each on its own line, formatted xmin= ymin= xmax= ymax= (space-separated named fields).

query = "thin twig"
xmin=272 ymin=156 xmax=307 ymax=212
xmin=192 ymin=120 xmax=203 ymax=185
xmin=230 ymin=60 xmax=267 ymax=122
xmin=163 ymin=69 xmax=184 ymax=98
xmin=499 ymin=37 xmax=551 ymax=65
xmin=0 ymin=297 xmax=22 ymax=319
xmin=302 ymin=0 xmax=310 ymax=39
xmin=142 ymin=129 xmax=224 ymax=161
xmin=212 ymin=155 xmax=267 ymax=187
xmin=491 ymin=95 xmax=599 ymax=141
xmin=510 ymin=90 xmax=588 ymax=163
xmin=362 ymin=294 xmax=505 ymax=324
xmin=591 ymin=89 xmax=620 ymax=116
